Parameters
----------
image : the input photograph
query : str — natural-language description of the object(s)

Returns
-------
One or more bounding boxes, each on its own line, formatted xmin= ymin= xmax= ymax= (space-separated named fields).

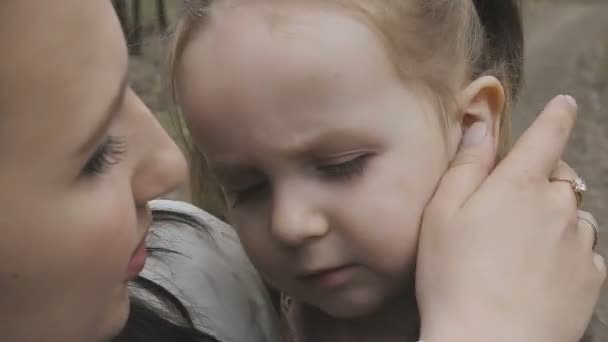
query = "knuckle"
xmin=548 ymin=186 xmax=578 ymax=215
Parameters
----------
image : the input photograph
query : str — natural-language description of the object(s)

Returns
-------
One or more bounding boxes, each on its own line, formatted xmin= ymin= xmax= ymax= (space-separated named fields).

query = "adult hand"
xmin=416 ymin=95 xmax=605 ymax=342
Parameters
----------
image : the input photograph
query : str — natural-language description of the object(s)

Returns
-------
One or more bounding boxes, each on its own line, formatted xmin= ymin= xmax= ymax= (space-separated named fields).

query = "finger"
xmin=427 ymin=120 xmax=496 ymax=216
xmin=549 ymin=160 xmax=577 ymax=180
xmin=577 ymin=210 xmax=599 ymax=251
xmin=497 ymin=95 xmax=577 ymax=180
xmin=548 ymin=161 xmax=580 ymax=209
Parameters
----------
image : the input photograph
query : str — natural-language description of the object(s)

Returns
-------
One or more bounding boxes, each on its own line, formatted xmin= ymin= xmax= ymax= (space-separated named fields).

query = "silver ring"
xmin=578 ymin=216 xmax=599 ymax=250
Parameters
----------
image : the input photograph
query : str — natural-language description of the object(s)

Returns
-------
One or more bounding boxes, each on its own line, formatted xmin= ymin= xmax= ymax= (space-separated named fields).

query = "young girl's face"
xmin=178 ymin=3 xmax=453 ymax=318
xmin=0 ymin=0 xmax=186 ymax=341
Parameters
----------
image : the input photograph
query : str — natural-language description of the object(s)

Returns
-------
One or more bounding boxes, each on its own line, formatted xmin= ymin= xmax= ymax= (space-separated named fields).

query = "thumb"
xmin=428 ymin=121 xmax=496 ymax=216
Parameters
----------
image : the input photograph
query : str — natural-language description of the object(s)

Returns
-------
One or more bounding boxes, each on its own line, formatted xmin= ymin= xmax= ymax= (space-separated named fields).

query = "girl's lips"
xmin=298 ymin=264 xmax=357 ymax=289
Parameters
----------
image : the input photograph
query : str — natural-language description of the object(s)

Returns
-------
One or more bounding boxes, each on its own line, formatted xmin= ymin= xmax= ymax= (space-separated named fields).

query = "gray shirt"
xmin=133 ymin=200 xmax=279 ymax=342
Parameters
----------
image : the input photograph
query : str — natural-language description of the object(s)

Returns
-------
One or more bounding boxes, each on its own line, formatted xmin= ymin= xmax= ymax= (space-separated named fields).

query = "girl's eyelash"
xmin=317 ymin=154 xmax=369 ymax=180
xmin=83 ymin=136 xmax=126 ymax=176
xmin=227 ymin=155 xmax=371 ymax=207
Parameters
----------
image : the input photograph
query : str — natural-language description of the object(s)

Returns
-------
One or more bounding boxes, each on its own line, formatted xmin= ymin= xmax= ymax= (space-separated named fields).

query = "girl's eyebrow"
xmin=209 ymin=129 xmax=379 ymax=178
xmin=76 ymin=71 xmax=129 ymax=155
xmin=278 ymin=129 xmax=378 ymax=159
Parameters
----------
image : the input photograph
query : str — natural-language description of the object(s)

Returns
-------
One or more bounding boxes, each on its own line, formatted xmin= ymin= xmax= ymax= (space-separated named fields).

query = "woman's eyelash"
xmin=317 ymin=154 xmax=369 ymax=180
xmin=83 ymin=136 xmax=126 ymax=176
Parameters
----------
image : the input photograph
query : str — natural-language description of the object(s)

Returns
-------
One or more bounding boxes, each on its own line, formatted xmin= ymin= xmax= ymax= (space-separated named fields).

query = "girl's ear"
xmin=451 ymin=75 xmax=505 ymax=157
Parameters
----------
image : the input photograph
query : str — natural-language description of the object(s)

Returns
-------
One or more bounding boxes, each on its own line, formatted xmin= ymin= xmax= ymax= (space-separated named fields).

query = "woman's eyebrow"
xmin=76 ymin=71 xmax=129 ymax=155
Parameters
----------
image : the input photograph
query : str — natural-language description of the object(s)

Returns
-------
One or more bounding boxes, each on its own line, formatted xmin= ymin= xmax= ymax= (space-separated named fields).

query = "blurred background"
xmin=114 ymin=0 xmax=608 ymax=324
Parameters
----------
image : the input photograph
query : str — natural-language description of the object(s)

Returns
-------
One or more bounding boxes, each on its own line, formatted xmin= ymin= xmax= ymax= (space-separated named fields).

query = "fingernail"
xmin=461 ymin=122 xmax=488 ymax=147
xmin=562 ymin=95 xmax=577 ymax=109
xmin=545 ymin=95 xmax=578 ymax=111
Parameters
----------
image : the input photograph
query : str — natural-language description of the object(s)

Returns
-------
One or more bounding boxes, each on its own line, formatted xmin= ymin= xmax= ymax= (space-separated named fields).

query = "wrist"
xmin=419 ymin=316 xmax=525 ymax=342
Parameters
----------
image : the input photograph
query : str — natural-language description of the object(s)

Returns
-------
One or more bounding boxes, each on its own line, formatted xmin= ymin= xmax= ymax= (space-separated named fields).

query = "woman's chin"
xmin=100 ymin=284 xmax=132 ymax=340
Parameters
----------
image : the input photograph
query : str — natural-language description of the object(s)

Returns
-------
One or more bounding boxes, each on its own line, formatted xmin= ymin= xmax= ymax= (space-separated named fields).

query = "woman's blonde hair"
xmin=168 ymin=0 xmax=524 ymax=218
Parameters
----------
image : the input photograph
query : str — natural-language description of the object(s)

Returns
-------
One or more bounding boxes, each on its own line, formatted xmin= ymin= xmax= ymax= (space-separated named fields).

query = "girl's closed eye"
xmin=226 ymin=154 xmax=371 ymax=207
xmin=317 ymin=153 xmax=371 ymax=181
xmin=82 ymin=136 xmax=127 ymax=176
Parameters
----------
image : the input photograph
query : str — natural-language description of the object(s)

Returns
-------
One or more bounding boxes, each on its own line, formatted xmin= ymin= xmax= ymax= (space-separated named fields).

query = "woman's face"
xmin=0 ymin=1 xmax=187 ymax=341
xmin=178 ymin=3 xmax=452 ymax=318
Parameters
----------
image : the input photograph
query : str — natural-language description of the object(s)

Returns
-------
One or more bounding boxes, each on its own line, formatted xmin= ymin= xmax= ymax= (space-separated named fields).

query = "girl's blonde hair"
xmin=168 ymin=0 xmax=524 ymax=218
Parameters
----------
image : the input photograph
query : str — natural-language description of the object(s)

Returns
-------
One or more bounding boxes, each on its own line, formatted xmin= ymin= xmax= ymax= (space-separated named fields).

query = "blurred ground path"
xmin=516 ymin=1 xmax=608 ymax=323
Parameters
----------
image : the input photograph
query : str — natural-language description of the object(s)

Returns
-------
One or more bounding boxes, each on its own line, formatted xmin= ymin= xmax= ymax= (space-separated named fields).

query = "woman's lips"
xmin=126 ymin=236 xmax=147 ymax=280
